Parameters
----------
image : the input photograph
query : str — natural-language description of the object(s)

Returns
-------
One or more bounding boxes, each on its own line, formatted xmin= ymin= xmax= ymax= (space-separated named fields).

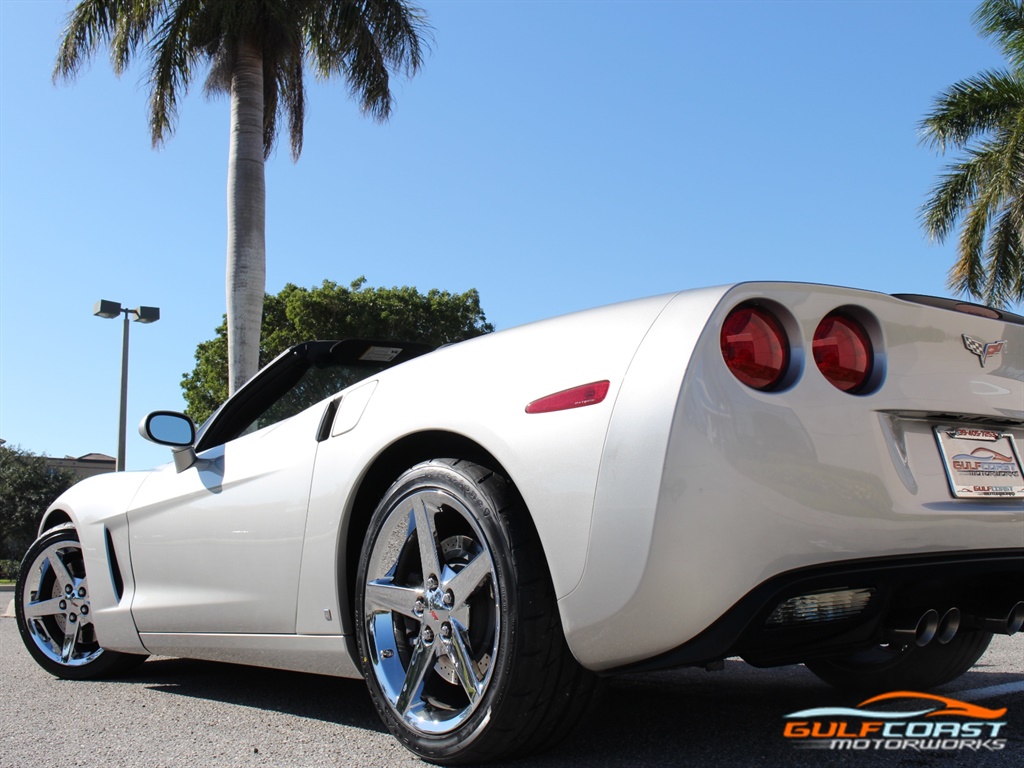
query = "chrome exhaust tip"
xmin=969 ymin=601 xmax=1024 ymax=635
xmin=936 ymin=608 xmax=961 ymax=645
xmin=1007 ymin=602 xmax=1024 ymax=635
xmin=886 ymin=609 xmax=939 ymax=647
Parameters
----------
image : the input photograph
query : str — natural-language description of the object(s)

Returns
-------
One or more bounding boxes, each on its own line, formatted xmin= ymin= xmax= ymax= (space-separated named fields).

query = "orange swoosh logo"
xmin=860 ymin=691 xmax=1006 ymax=719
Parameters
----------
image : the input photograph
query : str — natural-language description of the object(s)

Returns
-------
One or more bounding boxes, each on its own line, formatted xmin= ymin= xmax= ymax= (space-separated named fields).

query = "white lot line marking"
xmin=954 ymin=681 xmax=1024 ymax=701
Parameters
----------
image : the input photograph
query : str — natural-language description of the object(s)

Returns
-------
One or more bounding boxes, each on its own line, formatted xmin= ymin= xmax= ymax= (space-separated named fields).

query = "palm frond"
xmin=203 ymin=40 xmax=234 ymax=96
xmin=258 ymin=2 xmax=305 ymax=159
xmin=309 ymin=3 xmax=388 ymax=121
xmin=147 ymin=0 xmax=204 ymax=147
xmin=54 ymin=0 xmax=127 ymax=80
xmin=949 ymin=182 xmax=998 ymax=298
xmin=343 ymin=22 xmax=392 ymax=122
xmin=940 ymin=127 xmax=1024 ymax=301
xmin=110 ymin=0 xmax=163 ymax=75
xmin=946 ymin=126 xmax=1024 ymax=298
xmin=919 ymin=70 xmax=1024 ymax=151
xmin=58 ymin=0 xmax=428 ymax=154
xmin=262 ymin=59 xmax=280 ymax=158
xmin=922 ymin=151 xmax=991 ymax=242
xmin=308 ymin=0 xmax=429 ymax=123
xmin=974 ymin=0 xmax=1024 ymax=71
xmin=923 ymin=4 xmax=1024 ymax=306
xmin=363 ymin=0 xmax=430 ymax=76
xmin=982 ymin=205 xmax=1024 ymax=304
xmin=279 ymin=48 xmax=306 ymax=161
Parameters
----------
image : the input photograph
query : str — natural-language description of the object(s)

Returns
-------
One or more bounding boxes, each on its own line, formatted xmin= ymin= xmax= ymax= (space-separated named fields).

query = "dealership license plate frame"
xmin=934 ymin=426 xmax=1024 ymax=499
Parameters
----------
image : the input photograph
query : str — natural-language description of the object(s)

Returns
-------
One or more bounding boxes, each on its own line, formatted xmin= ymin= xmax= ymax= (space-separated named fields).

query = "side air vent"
xmin=104 ymin=528 xmax=125 ymax=601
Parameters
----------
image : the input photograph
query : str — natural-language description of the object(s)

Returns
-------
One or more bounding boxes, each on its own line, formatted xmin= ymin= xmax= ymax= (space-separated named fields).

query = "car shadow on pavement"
xmin=109 ymin=654 xmax=1023 ymax=767
xmin=126 ymin=656 xmax=389 ymax=734
xmin=531 ymin=661 xmax=1024 ymax=767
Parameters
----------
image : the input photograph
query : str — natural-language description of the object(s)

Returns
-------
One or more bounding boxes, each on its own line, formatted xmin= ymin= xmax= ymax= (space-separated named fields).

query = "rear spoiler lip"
xmin=892 ymin=294 xmax=1024 ymax=326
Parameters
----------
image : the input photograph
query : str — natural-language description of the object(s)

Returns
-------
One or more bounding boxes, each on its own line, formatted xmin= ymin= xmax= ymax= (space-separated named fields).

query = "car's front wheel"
xmin=355 ymin=459 xmax=597 ymax=764
xmin=15 ymin=524 xmax=146 ymax=679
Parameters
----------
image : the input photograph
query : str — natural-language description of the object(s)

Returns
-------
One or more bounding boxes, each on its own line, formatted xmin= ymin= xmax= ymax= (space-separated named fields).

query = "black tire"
xmin=805 ymin=629 xmax=993 ymax=693
xmin=355 ymin=459 xmax=598 ymax=764
xmin=15 ymin=524 xmax=147 ymax=680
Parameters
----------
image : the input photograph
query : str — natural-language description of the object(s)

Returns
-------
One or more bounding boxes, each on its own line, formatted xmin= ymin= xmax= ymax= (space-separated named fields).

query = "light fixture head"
xmin=134 ymin=306 xmax=160 ymax=324
xmin=93 ymin=299 xmax=122 ymax=319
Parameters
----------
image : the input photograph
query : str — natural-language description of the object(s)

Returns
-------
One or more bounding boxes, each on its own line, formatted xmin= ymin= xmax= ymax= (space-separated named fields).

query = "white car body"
xmin=20 ymin=282 xmax=1024 ymax=762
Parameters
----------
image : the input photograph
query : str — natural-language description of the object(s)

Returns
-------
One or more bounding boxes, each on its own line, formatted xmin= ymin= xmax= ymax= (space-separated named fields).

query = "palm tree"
xmin=55 ymin=0 xmax=428 ymax=393
xmin=920 ymin=0 xmax=1024 ymax=307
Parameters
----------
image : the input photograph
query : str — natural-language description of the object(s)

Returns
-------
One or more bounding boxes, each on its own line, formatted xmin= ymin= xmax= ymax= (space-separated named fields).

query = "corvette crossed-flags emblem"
xmin=962 ymin=335 xmax=1007 ymax=368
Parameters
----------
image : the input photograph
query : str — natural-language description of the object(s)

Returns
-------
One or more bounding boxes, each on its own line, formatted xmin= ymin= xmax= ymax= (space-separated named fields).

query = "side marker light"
xmin=526 ymin=381 xmax=611 ymax=414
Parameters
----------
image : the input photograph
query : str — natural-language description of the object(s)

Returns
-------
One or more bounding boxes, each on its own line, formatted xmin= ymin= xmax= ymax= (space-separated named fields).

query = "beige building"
xmin=44 ymin=453 xmax=116 ymax=481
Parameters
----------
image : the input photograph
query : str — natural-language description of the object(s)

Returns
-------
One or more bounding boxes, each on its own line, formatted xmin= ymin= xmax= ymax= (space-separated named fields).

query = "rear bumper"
xmin=615 ymin=548 xmax=1023 ymax=673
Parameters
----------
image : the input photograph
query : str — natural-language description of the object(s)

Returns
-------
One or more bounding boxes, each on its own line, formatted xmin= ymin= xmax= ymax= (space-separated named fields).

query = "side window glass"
xmin=238 ymin=364 xmax=384 ymax=436
xmin=195 ymin=340 xmax=433 ymax=453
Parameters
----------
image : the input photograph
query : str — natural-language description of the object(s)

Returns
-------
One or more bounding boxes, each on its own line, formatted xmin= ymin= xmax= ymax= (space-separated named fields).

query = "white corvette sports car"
xmin=15 ymin=282 xmax=1024 ymax=764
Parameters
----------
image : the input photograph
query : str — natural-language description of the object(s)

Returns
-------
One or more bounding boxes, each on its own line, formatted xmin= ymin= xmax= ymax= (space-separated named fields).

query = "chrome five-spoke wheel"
xmin=355 ymin=459 xmax=596 ymax=765
xmin=363 ymin=485 xmax=499 ymax=735
xmin=15 ymin=524 xmax=145 ymax=679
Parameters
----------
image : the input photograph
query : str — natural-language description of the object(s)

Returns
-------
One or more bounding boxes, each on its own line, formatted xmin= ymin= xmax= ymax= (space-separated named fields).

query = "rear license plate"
xmin=934 ymin=426 xmax=1024 ymax=499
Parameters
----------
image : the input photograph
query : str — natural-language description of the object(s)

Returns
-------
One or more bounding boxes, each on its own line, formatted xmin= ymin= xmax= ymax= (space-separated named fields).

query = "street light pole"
xmin=118 ymin=309 xmax=131 ymax=472
xmin=93 ymin=301 xmax=160 ymax=471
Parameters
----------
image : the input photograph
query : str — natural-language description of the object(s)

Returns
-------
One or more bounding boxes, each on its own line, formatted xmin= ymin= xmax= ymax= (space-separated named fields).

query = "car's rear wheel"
xmin=355 ymin=459 xmax=597 ymax=764
xmin=15 ymin=524 xmax=147 ymax=679
xmin=804 ymin=629 xmax=993 ymax=692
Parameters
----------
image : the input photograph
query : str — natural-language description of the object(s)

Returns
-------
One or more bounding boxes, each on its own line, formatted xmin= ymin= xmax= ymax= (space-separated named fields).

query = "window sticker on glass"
xmin=359 ymin=346 xmax=402 ymax=362
xmin=934 ymin=426 xmax=1024 ymax=499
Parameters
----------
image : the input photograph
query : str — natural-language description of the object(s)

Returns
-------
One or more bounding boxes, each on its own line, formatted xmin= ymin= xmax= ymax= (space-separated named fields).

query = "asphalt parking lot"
xmin=2 ymin=584 xmax=1022 ymax=768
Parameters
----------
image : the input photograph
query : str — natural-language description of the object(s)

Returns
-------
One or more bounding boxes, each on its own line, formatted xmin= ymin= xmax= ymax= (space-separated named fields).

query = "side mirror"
xmin=139 ymin=411 xmax=197 ymax=472
xmin=140 ymin=411 xmax=195 ymax=446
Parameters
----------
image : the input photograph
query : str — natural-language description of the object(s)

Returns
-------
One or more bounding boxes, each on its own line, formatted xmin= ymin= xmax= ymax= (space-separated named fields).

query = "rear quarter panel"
xmin=564 ymin=282 xmax=1024 ymax=668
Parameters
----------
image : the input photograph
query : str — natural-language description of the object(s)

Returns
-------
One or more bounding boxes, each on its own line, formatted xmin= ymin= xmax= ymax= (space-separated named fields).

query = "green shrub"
xmin=1 ymin=444 xmax=76 ymax=561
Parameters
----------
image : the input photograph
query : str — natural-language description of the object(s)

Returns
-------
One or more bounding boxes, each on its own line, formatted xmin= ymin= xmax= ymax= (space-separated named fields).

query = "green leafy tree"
xmin=54 ymin=0 xmax=429 ymax=394
xmin=0 ymin=446 xmax=76 ymax=563
xmin=181 ymin=277 xmax=494 ymax=423
xmin=920 ymin=0 xmax=1024 ymax=307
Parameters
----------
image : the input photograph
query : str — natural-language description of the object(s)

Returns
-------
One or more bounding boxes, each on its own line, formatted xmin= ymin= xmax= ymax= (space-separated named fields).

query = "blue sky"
xmin=0 ymin=0 xmax=1013 ymax=469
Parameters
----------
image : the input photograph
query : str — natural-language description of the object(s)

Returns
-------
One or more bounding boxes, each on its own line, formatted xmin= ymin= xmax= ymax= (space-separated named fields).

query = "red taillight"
xmin=813 ymin=312 xmax=873 ymax=393
xmin=526 ymin=381 xmax=610 ymax=414
xmin=720 ymin=305 xmax=790 ymax=391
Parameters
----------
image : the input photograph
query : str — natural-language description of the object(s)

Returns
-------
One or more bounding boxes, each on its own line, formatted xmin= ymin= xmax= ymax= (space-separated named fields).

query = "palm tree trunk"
xmin=225 ymin=38 xmax=266 ymax=394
